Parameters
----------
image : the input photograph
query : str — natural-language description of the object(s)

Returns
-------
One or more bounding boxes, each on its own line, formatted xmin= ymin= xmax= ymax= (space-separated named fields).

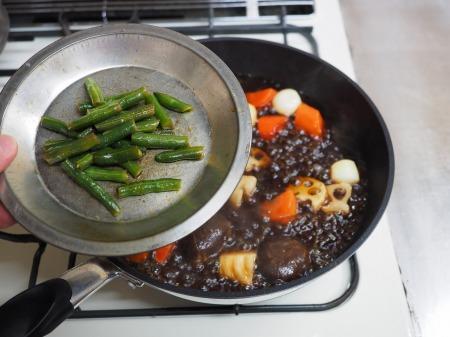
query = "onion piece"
xmin=249 ymin=103 xmax=257 ymax=126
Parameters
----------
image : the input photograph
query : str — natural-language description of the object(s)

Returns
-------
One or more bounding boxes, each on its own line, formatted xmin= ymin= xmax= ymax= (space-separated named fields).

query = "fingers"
xmin=0 ymin=135 xmax=17 ymax=173
xmin=0 ymin=202 xmax=16 ymax=228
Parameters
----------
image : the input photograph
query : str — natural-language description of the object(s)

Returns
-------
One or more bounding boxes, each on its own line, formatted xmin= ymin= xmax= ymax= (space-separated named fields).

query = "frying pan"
xmin=0 ymin=38 xmax=394 ymax=337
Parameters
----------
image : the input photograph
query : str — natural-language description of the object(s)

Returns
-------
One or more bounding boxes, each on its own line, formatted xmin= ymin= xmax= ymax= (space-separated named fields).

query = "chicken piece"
xmin=257 ymin=238 xmax=310 ymax=282
xmin=219 ymin=251 xmax=257 ymax=286
xmin=322 ymin=183 xmax=352 ymax=214
xmin=330 ymin=159 xmax=360 ymax=184
xmin=288 ymin=177 xmax=327 ymax=212
xmin=229 ymin=175 xmax=257 ymax=208
xmin=245 ymin=148 xmax=271 ymax=173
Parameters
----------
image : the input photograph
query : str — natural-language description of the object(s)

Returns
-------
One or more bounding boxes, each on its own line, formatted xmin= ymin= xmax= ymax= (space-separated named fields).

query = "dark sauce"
xmin=132 ymin=82 xmax=368 ymax=292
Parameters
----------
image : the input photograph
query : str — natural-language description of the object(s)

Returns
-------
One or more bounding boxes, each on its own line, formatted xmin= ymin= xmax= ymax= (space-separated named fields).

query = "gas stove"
xmin=0 ymin=1 xmax=414 ymax=336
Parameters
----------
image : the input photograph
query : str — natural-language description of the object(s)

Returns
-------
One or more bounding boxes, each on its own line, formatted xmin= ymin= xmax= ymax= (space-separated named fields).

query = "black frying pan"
xmin=0 ymin=38 xmax=394 ymax=337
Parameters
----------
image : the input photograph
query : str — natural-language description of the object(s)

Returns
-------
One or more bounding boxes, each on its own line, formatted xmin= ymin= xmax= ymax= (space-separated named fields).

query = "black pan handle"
xmin=0 ymin=278 xmax=73 ymax=337
xmin=0 ymin=258 xmax=121 ymax=337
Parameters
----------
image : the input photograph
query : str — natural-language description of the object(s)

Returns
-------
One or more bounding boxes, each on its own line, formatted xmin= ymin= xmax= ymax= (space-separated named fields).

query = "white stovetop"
xmin=0 ymin=1 xmax=414 ymax=336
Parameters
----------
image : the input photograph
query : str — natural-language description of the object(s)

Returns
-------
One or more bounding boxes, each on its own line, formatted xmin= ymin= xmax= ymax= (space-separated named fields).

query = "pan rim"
xmin=110 ymin=37 xmax=395 ymax=302
xmin=0 ymin=25 xmax=251 ymax=256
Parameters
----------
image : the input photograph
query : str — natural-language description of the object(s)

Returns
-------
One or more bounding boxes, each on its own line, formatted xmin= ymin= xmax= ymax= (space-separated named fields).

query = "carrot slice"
xmin=126 ymin=252 xmax=150 ymax=264
xmin=294 ymin=103 xmax=325 ymax=138
xmin=260 ymin=189 xmax=298 ymax=224
xmin=153 ymin=243 xmax=177 ymax=265
xmin=257 ymin=115 xmax=288 ymax=141
xmin=245 ymin=88 xmax=277 ymax=108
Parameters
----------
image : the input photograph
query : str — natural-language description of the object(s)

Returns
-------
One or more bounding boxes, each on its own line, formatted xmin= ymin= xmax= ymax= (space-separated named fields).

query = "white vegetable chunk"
xmin=249 ymin=103 xmax=257 ymax=126
xmin=330 ymin=159 xmax=360 ymax=184
xmin=272 ymin=88 xmax=302 ymax=116
xmin=219 ymin=251 xmax=257 ymax=285
xmin=229 ymin=175 xmax=257 ymax=208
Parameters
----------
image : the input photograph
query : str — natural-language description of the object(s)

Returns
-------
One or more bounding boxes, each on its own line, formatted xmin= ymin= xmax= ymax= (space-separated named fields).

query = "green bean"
xmin=43 ymin=139 xmax=73 ymax=152
xmin=44 ymin=134 xmax=100 ymax=165
xmin=131 ymin=132 xmax=188 ymax=149
xmin=61 ymin=160 xmax=120 ymax=216
xmin=93 ymin=146 xmax=143 ymax=166
xmin=85 ymin=166 xmax=129 ymax=184
xmin=117 ymin=178 xmax=181 ymax=198
xmin=93 ymin=120 xmax=136 ymax=150
xmin=94 ymin=104 xmax=154 ymax=132
xmin=69 ymin=88 xmax=146 ymax=131
xmin=78 ymin=102 xmax=94 ymax=114
xmin=112 ymin=139 xmax=132 ymax=148
xmin=152 ymin=129 xmax=175 ymax=135
xmin=40 ymin=116 xmax=78 ymax=138
xmin=119 ymin=161 xmax=143 ymax=178
xmin=78 ymin=88 xmax=143 ymax=114
xmin=68 ymin=101 xmax=122 ymax=131
xmin=144 ymin=92 xmax=173 ymax=129
xmin=117 ymin=87 xmax=146 ymax=110
xmin=155 ymin=146 xmax=204 ymax=163
xmin=154 ymin=92 xmax=193 ymax=113
xmin=73 ymin=153 xmax=94 ymax=170
xmin=135 ymin=117 xmax=159 ymax=132
xmin=77 ymin=127 xmax=95 ymax=139
xmin=85 ymin=77 xmax=104 ymax=107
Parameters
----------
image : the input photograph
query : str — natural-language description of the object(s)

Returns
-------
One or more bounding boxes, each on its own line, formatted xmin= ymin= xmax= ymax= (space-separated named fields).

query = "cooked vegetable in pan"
xmin=127 ymin=82 xmax=368 ymax=292
xmin=39 ymin=77 xmax=203 ymax=216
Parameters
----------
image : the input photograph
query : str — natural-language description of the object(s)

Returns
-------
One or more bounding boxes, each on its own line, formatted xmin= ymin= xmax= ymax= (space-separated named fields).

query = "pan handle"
xmin=0 ymin=257 xmax=120 ymax=337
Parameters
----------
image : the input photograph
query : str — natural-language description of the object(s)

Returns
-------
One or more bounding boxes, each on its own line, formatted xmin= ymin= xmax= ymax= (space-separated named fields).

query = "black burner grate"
xmin=0 ymin=2 xmax=359 ymax=317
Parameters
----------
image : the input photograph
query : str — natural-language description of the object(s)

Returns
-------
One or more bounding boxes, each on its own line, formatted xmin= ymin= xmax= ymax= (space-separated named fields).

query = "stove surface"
xmin=0 ymin=1 xmax=414 ymax=336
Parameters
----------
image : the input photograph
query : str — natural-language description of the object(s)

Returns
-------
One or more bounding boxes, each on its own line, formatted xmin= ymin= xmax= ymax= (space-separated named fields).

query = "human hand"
xmin=0 ymin=135 xmax=18 ymax=228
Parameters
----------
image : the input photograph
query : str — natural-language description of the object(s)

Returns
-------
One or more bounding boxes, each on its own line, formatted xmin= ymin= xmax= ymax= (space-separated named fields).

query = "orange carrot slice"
xmin=153 ymin=243 xmax=177 ymax=265
xmin=245 ymin=88 xmax=277 ymax=108
xmin=126 ymin=252 xmax=150 ymax=264
xmin=257 ymin=115 xmax=288 ymax=141
xmin=260 ymin=189 xmax=298 ymax=224
xmin=294 ymin=103 xmax=325 ymax=138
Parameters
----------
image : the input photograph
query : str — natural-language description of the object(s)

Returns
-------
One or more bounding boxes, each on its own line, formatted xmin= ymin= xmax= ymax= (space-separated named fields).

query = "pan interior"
xmin=36 ymin=66 xmax=211 ymax=223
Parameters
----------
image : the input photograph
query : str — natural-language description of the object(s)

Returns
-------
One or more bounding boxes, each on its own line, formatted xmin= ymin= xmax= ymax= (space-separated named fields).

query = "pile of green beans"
xmin=39 ymin=77 xmax=203 ymax=217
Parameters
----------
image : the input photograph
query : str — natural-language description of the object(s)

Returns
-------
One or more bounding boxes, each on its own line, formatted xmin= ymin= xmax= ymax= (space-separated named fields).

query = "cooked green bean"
xmin=119 ymin=161 xmax=143 ymax=178
xmin=85 ymin=77 xmax=104 ymax=107
xmin=93 ymin=120 xmax=136 ymax=150
xmin=78 ymin=88 xmax=143 ymax=113
xmin=43 ymin=139 xmax=73 ymax=152
xmin=131 ymin=132 xmax=188 ymax=149
xmin=85 ymin=166 xmax=129 ymax=184
xmin=44 ymin=134 xmax=100 ymax=165
xmin=135 ymin=117 xmax=159 ymax=132
xmin=40 ymin=116 xmax=78 ymax=138
xmin=61 ymin=160 xmax=120 ymax=216
xmin=73 ymin=153 xmax=94 ymax=170
xmin=77 ymin=127 xmax=95 ymax=139
xmin=154 ymin=92 xmax=193 ymax=113
xmin=153 ymin=129 xmax=175 ymax=135
xmin=94 ymin=104 xmax=154 ymax=132
xmin=78 ymin=102 xmax=94 ymax=113
xmin=69 ymin=88 xmax=146 ymax=131
xmin=117 ymin=178 xmax=181 ymax=198
xmin=68 ymin=101 xmax=122 ymax=131
xmin=155 ymin=146 xmax=204 ymax=163
xmin=93 ymin=146 xmax=143 ymax=166
xmin=144 ymin=92 xmax=173 ymax=129
xmin=112 ymin=139 xmax=146 ymax=154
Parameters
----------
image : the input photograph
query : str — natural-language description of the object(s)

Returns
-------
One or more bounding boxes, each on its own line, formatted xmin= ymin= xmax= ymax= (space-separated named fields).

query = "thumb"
xmin=0 ymin=135 xmax=17 ymax=173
